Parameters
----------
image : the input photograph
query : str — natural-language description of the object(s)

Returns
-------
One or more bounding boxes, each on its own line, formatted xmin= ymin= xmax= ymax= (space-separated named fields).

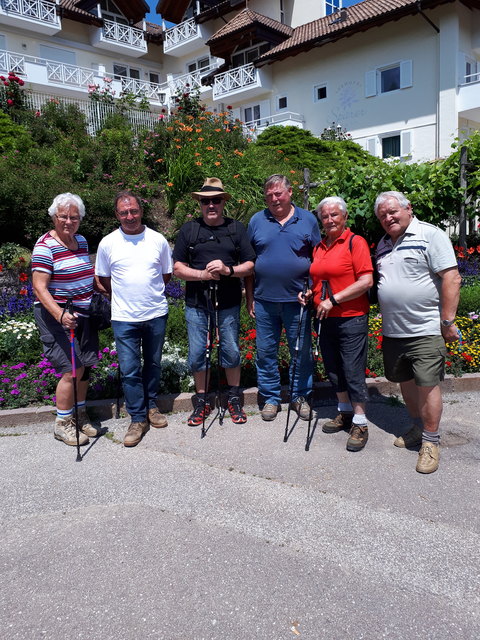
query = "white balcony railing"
xmin=243 ymin=112 xmax=305 ymax=138
xmin=213 ymin=64 xmax=258 ymax=99
xmin=102 ymin=18 xmax=146 ymax=51
xmin=168 ymin=63 xmax=220 ymax=94
xmin=461 ymin=71 xmax=480 ymax=85
xmin=46 ymin=61 xmax=94 ymax=87
xmin=164 ymin=18 xmax=198 ymax=50
xmin=0 ymin=49 xmax=25 ymax=74
xmin=120 ymin=77 xmax=167 ymax=104
xmin=1 ymin=0 xmax=58 ymax=24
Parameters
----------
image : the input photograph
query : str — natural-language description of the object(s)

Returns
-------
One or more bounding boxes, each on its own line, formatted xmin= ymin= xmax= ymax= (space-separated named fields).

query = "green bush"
xmin=458 ymin=284 xmax=480 ymax=317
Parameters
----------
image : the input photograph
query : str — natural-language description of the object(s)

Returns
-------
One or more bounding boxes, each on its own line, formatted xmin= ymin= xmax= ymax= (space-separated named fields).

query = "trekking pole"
xmin=213 ymin=282 xmax=227 ymax=425
xmin=283 ymin=277 xmax=309 ymax=443
xmin=115 ymin=363 xmax=121 ymax=420
xmin=201 ymin=282 xmax=216 ymax=438
xmin=66 ymin=298 xmax=82 ymax=462
xmin=306 ymin=280 xmax=329 ymax=451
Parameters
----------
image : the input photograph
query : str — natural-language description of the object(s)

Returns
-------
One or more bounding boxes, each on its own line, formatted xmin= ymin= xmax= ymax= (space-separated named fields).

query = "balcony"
xmin=167 ymin=63 xmax=221 ymax=97
xmin=213 ymin=63 xmax=271 ymax=101
xmin=0 ymin=0 xmax=61 ymax=35
xmin=0 ymin=49 xmax=25 ymax=75
xmin=119 ymin=77 xmax=167 ymax=105
xmin=90 ymin=19 xmax=147 ymax=57
xmin=243 ymin=112 xmax=305 ymax=139
xmin=163 ymin=17 xmax=214 ymax=57
xmin=458 ymin=72 xmax=480 ymax=122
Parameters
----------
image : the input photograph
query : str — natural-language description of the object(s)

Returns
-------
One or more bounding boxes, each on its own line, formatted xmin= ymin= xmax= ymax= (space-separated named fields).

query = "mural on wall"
xmin=331 ymin=80 xmax=365 ymax=125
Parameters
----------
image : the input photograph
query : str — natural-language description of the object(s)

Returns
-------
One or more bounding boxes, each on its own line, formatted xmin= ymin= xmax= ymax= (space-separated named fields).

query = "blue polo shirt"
xmin=248 ymin=205 xmax=320 ymax=302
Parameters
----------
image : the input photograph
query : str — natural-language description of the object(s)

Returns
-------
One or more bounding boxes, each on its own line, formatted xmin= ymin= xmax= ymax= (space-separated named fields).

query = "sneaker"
xmin=261 ymin=403 xmax=279 ymax=421
xmin=291 ymin=396 xmax=310 ymax=421
xmin=346 ymin=424 xmax=368 ymax=451
xmin=227 ymin=396 xmax=247 ymax=424
xmin=322 ymin=412 xmax=353 ymax=434
xmin=416 ymin=443 xmax=440 ymax=474
xmin=187 ymin=401 xmax=211 ymax=427
xmin=54 ymin=416 xmax=88 ymax=447
xmin=124 ymin=421 xmax=148 ymax=447
xmin=148 ymin=407 xmax=168 ymax=429
xmin=394 ymin=425 xmax=423 ymax=448
xmin=77 ymin=407 xmax=102 ymax=438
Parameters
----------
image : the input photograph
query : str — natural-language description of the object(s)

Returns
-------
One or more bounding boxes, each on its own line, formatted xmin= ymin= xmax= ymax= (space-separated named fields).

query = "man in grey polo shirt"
xmin=375 ymin=191 xmax=461 ymax=474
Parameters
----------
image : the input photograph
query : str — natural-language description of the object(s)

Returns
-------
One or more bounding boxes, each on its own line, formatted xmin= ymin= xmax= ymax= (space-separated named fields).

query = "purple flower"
xmin=2 ymin=378 xmax=11 ymax=383
xmin=10 ymin=389 xmax=20 ymax=395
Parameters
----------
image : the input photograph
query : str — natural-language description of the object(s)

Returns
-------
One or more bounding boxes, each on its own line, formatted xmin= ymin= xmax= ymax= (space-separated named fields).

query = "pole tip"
xmin=76 ymin=454 xmax=82 ymax=462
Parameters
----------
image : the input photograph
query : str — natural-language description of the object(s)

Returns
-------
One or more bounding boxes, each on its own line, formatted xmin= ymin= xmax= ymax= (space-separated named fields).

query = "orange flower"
xmin=196 ymin=128 xmax=202 ymax=133
xmin=194 ymin=152 xmax=201 ymax=156
xmin=166 ymin=182 xmax=173 ymax=187
xmin=196 ymin=161 xmax=202 ymax=166
xmin=156 ymin=158 xmax=164 ymax=163
xmin=233 ymin=174 xmax=240 ymax=179
xmin=277 ymin=149 xmax=284 ymax=154
xmin=198 ymin=137 xmax=204 ymax=141
xmin=237 ymin=199 xmax=246 ymax=204
xmin=206 ymin=146 xmax=214 ymax=151
xmin=234 ymin=149 xmax=244 ymax=156
xmin=289 ymin=169 xmax=296 ymax=174
xmin=176 ymin=145 xmax=182 ymax=149
xmin=214 ymin=161 xmax=221 ymax=166
xmin=215 ymin=128 xmax=221 ymax=132
xmin=217 ymin=154 xmax=222 ymax=158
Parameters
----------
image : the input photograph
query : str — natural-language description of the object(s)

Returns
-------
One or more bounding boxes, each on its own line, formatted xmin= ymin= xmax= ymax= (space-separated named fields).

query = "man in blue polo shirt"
xmin=245 ymin=174 xmax=320 ymax=421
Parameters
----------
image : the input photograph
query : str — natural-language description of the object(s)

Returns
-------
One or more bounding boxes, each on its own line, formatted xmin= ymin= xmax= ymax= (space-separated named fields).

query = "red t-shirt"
xmin=310 ymin=228 xmax=373 ymax=317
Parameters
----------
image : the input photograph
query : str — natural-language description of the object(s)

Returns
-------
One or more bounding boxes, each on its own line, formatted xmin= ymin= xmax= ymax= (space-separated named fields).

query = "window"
xmin=187 ymin=57 xmax=210 ymax=73
xmin=0 ymin=35 xmax=5 ymax=51
xmin=465 ymin=57 xmax=478 ymax=84
xmin=365 ymin=60 xmax=412 ymax=97
xmin=99 ymin=0 xmax=128 ymax=24
xmin=149 ymin=72 xmax=160 ymax=85
xmin=244 ymin=104 xmax=261 ymax=125
xmin=113 ymin=64 xmax=140 ymax=80
xmin=326 ymin=1 xmax=341 ymax=16
xmin=39 ymin=45 xmax=75 ymax=65
xmin=382 ymin=135 xmax=400 ymax=158
xmin=280 ymin=0 xmax=285 ymax=24
xmin=277 ymin=96 xmax=287 ymax=110
xmin=231 ymin=43 xmax=270 ymax=68
xmin=314 ymin=84 xmax=327 ymax=102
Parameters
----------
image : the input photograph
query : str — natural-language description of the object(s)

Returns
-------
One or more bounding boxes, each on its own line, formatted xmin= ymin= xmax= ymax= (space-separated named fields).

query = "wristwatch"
xmin=227 ymin=265 xmax=234 ymax=277
xmin=441 ymin=319 xmax=454 ymax=327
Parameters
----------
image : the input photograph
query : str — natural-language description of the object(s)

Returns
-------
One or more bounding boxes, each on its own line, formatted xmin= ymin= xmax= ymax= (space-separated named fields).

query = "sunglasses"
xmin=200 ymin=197 xmax=223 ymax=205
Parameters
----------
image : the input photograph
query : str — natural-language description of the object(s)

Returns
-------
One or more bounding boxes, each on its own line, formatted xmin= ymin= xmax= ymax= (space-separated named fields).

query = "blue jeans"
xmin=319 ymin=315 xmax=369 ymax=403
xmin=255 ymin=300 xmax=313 ymax=406
xmin=185 ymin=305 xmax=240 ymax=371
xmin=112 ymin=314 xmax=168 ymax=422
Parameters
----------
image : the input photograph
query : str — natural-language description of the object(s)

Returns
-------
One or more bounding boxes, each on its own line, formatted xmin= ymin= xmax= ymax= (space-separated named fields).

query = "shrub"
xmin=457 ymin=283 xmax=480 ymax=317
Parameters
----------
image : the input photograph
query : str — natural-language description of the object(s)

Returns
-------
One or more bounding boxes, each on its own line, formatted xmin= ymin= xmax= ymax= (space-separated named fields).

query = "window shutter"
xmin=401 ymin=130 xmax=412 ymax=156
xmin=365 ymin=70 xmax=376 ymax=97
xmin=366 ymin=137 xmax=377 ymax=156
xmin=400 ymin=60 xmax=413 ymax=88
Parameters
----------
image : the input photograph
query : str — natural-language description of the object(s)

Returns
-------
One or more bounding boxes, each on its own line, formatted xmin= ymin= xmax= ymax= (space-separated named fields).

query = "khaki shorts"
xmin=382 ymin=335 xmax=447 ymax=387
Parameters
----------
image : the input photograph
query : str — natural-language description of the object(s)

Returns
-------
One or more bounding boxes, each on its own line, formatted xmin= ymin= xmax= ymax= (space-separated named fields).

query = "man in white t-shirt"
xmin=96 ymin=191 xmax=172 ymax=447
xmin=375 ymin=191 xmax=461 ymax=474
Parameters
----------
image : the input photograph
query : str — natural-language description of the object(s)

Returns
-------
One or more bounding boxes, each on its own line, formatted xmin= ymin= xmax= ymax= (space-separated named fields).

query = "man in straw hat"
xmin=173 ymin=178 xmax=256 ymax=426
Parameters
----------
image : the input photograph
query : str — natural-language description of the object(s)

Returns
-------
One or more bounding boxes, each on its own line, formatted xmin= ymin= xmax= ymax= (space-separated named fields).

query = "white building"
xmin=1 ymin=0 xmax=479 ymax=161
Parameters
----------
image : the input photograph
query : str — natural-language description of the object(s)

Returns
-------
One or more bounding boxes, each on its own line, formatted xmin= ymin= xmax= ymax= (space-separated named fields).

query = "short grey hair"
xmin=48 ymin=193 xmax=86 ymax=219
xmin=374 ymin=191 xmax=410 ymax=216
xmin=316 ymin=196 xmax=347 ymax=217
xmin=263 ymin=174 xmax=291 ymax=192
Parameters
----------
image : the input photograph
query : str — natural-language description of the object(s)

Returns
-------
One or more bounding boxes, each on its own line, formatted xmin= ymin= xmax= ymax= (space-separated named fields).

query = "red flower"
xmin=19 ymin=288 xmax=27 ymax=296
xmin=462 ymin=353 xmax=473 ymax=362
xmin=227 ymin=105 xmax=233 ymax=110
xmin=19 ymin=272 xmax=28 ymax=282
xmin=7 ymin=99 xmax=13 ymax=106
xmin=245 ymin=353 xmax=253 ymax=360
xmin=0 ymin=264 xmax=3 ymax=272
xmin=446 ymin=361 xmax=452 ymax=367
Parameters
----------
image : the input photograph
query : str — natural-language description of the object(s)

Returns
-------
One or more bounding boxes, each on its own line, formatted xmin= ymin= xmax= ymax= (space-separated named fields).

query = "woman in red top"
xmin=303 ymin=196 xmax=373 ymax=452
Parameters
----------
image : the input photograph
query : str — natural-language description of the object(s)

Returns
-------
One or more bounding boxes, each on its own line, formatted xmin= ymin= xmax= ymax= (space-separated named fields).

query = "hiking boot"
xmin=77 ymin=407 xmax=102 ymax=438
xmin=291 ymin=396 xmax=310 ymax=421
xmin=148 ymin=407 xmax=168 ymax=429
xmin=261 ymin=403 xmax=279 ymax=421
xmin=227 ymin=396 xmax=247 ymax=424
xmin=394 ymin=425 xmax=423 ymax=448
xmin=54 ymin=416 xmax=88 ymax=447
xmin=322 ymin=412 xmax=353 ymax=433
xmin=346 ymin=424 xmax=368 ymax=451
xmin=187 ymin=401 xmax=211 ymax=427
xmin=124 ymin=421 xmax=148 ymax=447
xmin=416 ymin=443 xmax=440 ymax=474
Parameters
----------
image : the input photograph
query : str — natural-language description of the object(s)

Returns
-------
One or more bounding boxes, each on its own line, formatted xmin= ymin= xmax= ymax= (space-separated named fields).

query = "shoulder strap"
xmin=349 ymin=233 xmax=356 ymax=252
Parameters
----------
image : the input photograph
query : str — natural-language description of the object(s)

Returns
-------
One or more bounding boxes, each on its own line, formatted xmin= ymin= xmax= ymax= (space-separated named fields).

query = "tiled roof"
xmin=207 ymin=8 xmax=293 ymax=44
xmin=255 ymin=0 xmax=464 ymax=64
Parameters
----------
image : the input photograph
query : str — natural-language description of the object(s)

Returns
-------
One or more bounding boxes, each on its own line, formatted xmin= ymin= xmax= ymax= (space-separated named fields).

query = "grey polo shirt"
xmin=376 ymin=217 xmax=457 ymax=337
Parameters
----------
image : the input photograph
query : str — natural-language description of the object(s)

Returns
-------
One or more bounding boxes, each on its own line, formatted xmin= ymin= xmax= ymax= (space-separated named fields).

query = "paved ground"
xmin=0 ymin=391 xmax=479 ymax=640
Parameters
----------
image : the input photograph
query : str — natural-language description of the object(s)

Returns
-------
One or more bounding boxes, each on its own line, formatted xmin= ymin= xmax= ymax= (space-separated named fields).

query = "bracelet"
xmin=227 ymin=265 xmax=234 ymax=277
xmin=330 ymin=294 xmax=339 ymax=306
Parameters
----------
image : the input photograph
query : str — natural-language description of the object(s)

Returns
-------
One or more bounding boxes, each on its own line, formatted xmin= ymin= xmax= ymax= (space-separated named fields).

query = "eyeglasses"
xmin=116 ymin=208 xmax=141 ymax=218
xmin=200 ymin=197 xmax=223 ymax=206
xmin=56 ymin=214 xmax=80 ymax=223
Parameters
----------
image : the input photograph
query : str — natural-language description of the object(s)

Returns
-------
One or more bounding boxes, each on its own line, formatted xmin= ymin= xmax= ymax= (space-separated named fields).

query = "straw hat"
xmin=191 ymin=177 xmax=231 ymax=201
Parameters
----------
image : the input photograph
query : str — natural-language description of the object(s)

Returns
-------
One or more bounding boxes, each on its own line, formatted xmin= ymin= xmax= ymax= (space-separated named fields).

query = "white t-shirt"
xmin=376 ymin=217 xmax=457 ymax=337
xmin=96 ymin=226 xmax=173 ymax=322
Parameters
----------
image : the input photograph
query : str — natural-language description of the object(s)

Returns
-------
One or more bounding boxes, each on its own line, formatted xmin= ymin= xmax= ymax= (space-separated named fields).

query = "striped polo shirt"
xmin=32 ymin=232 xmax=94 ymax=309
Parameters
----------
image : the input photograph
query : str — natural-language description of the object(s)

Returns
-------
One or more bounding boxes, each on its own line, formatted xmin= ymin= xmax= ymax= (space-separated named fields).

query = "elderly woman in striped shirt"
xmin=32 ymin=193 xmax=101 ymax=446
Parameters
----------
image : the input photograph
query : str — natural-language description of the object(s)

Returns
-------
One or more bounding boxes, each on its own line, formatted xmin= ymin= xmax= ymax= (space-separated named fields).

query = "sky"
xmin=145 ymin=0 xmax=363 ymax=25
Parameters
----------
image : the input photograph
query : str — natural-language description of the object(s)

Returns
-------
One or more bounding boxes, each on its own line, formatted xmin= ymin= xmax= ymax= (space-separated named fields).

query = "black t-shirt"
xmin=173 ymin=217 xmax=256 ymax=310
